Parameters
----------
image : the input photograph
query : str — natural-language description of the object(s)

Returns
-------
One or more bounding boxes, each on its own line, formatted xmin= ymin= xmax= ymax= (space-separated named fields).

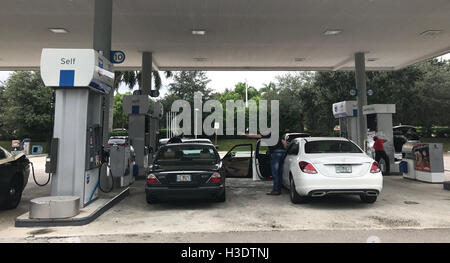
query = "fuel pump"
xmin=33 ymin=49 xmax=115 ymax=218
xmin=122 ymin=92 xmax=151 ymax=179
xmin=332 ymin=101 xmax=359 ymax=143
xmin=362 ymin=104 xmax=397 ymax=174
xmin=122 ymin=92 xmax=164 ymax=178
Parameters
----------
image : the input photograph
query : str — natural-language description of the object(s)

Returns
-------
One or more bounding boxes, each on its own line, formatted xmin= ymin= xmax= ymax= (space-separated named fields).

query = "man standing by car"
xmin=373 ymin=136 xmax=390 ymax=175
xmin=244 ymin=133 xmax=288 ymax=195
xmin=168 ymin=130 xmax=183 ymax=144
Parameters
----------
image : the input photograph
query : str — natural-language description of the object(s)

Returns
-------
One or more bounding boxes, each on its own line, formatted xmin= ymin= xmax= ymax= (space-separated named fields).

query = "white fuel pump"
xmin=122 ymin=92 xmax=164 ymax=178
xmin=363 ymin=104 xmax=397 ymax=174
xmin=29 ymin=49 xmax=114 ymax=219
xmin=332 ymin=101 xmax=359 ymax=143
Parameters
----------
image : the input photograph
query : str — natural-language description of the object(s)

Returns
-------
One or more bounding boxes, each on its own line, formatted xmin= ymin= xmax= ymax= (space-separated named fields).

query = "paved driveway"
xmin=0 ymin=155 xmax=449 ymax=242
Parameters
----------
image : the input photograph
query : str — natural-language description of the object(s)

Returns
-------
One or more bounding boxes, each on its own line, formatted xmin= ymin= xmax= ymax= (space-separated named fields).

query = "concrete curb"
xmin=14 ymin=188 xmax=129 ymax=227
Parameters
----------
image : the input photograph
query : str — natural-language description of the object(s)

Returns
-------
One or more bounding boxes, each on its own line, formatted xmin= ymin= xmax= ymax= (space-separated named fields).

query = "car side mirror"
xmin=215 ymin=145 xmax=219 ymax=150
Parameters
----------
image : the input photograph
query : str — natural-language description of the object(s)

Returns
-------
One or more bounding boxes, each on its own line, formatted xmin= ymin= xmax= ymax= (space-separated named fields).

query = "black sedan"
xmin=146 ymin=143 xmax=226 ymax=203
xmin=0 ymin=146 xmax=30 ymax=209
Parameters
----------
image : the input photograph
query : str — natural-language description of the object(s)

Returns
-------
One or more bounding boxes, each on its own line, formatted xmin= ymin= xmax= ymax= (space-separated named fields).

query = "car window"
xmin=258 ymin=140 xmax=269 ymax=154
xmin=287 ymin=142 xmax=299 ymax=155
xmin=155 ymin=144 xmax=219 ymax=165
xmin=305 ymin=140 xmax=362 ymax=154
xmin=0 ymin=147 xmax=12 ymax=160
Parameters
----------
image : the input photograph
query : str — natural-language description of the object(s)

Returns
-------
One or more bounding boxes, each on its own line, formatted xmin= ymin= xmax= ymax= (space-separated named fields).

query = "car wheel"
xmin=146 ymin=194 xmax=159 ymax=204
xmin=3 ymin=176 xmax=23 ymax=209
xmin=360 ymin=195 xmax=377 ymax=204
xmin=289 ymin=176 xmax=308 ymax=204
xmin=214 ymin=190 xmax=226 ymax=203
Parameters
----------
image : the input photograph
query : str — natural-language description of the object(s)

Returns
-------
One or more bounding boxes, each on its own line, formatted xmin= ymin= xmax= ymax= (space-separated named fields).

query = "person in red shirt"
xmin=373 ymin=136 xmax=390 ymax=174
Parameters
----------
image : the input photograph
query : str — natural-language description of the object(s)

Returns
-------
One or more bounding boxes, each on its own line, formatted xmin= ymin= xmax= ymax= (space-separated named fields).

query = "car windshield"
xmin=287 ymin=133 xmax=310 ymax=142
xmin=0 ymin=146 xmax=12 ymax=160
xmin=155 ymin=144 xmax=219 ymax=165
xmin=305 ymin=140 xmax=362 ymax=154
xmin=108 ymin=137 xmax=127 ymax=145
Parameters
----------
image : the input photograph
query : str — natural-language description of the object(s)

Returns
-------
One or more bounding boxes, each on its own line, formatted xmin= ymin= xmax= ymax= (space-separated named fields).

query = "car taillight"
xmin=207 ymin=172 xmax=221 ymax=183
xmin=299 ymin=161 xmax=317 ymax=174
xmin=370 ymin=162 xmax=381 ymax=173
xmin=147 ymin=173 xmax=161 ymax=184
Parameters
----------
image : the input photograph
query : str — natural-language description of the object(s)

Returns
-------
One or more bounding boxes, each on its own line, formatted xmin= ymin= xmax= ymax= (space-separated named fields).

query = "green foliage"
xmin=113 ymin=92 xmax=131 ymax=129
xmin=2 ymin=58 xmax=448 ymax=142
xmin=168 ymin=71 xmax=212 ymax=102
xmin=114 ymin=70 xmax=173 ymax=91
xmin=109 ymin=129 xmax=128 ymax=137
xmin=0 ymin=71 xmax=53 ymax=140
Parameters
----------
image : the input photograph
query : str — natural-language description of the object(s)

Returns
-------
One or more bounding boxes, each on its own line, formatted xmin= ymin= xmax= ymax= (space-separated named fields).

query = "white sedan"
xmin=282 ymin=137 xmax=383 ymax=204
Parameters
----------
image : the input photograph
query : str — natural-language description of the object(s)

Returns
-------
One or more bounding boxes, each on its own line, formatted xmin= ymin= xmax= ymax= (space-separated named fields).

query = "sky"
xmin=1 ymin=53 xmax=449 ymax=96
xmin=118 ymin=71 xmax=288 ymax=96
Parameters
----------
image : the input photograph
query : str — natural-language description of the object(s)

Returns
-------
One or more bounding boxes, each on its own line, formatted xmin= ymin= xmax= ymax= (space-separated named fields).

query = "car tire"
xmin=2 ymin=176 xmax=23 ymax=210
xmin=214 ymin=190 xmax=226 ymax=203
xmin=146 ymin=194 xmax=159 ymax=204
xmin=289 ymin=176 xmax=308 ymax=204
xmin=360 ymin=195 xmax=377 ymax=204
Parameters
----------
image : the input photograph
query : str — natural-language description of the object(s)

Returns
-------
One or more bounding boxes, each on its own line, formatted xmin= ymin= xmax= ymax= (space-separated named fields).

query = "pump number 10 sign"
xmin=110 ymin=50 xmax=126 ymax=64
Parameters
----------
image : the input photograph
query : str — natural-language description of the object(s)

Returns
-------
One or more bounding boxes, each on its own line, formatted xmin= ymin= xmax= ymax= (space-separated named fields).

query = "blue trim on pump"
xmin=59 ymin=70 xmax=75 ymax=86
xmin=89 ymin=182 xmax=99 ymax=202
xmin=132 ymin=105 xmax=139 ymax=114
xmin=133 ymin=164 xmax=139 ymax=177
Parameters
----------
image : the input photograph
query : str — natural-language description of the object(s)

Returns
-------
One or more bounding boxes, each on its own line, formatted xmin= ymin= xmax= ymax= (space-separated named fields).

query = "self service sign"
xmin=40 ymin=48 xmax=114 ymax=90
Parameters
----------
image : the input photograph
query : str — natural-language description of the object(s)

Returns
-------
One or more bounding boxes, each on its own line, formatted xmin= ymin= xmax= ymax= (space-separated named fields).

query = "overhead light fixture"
xmin=294 ymin=58 xmax=305 ymax=62
xmin=192 ymin=30 xmax=206 ymax=35
xmin=419 ymin=30 xmax=443 ymax=37
xmin=323 ymin=29 xmax=342 ymax=36
xmin=193 ymin=57 xmax=207 ymax=62
xmin=367 ymin=58 xmax=378 ymax=62
xmin=49 ymin=28 xmax=69 ymax=34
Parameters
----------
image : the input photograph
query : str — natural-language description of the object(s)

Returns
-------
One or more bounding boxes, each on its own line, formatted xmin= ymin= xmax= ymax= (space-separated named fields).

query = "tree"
xmin=275 ymin=72 xmax=316 ymax=133
xmin=111 ymin=70 xmax=173 ymax=133
xmin=0 ymin=71 xmax=53 ymax=140
xmin=412 ymin=59 xmax=450 ymax=136
xmin=114 ymin=70 xmax=173 ymax=92
xmin=168 ymin=71 xmax=212 ymax=102
xmin=113 ymin=92 xmax=131 ymax=129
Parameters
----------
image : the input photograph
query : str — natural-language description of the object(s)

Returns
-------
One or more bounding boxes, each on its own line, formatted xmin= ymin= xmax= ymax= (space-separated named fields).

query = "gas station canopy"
xmin=0 ymin=0 xmax=449 ymax=71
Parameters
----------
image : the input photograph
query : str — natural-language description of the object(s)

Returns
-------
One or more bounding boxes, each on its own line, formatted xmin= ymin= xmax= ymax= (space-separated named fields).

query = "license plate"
xmin=177 ymin=174 xmax=191 ymax=182
xmin=336 ymin=165 xmax=352 ymax=173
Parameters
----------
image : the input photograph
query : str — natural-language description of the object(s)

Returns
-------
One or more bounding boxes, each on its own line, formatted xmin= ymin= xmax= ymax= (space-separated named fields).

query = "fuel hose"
xmin=31 ymin=161 xmax=51 ymax=187
xmin=98 ymin=162 xmax=114 ymax=193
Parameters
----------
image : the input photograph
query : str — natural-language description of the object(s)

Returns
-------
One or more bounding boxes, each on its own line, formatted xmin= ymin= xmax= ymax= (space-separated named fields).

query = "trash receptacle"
xmin=413 ymin=143 xmax=444 ymax=183
xmin=401 ymin=141 xmax=418 ymax=180
xmin=32 ymin=145 xmax=43 ymax=155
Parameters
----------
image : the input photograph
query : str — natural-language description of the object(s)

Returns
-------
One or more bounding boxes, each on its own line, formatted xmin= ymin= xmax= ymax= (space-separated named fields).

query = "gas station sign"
xmin=110 ymin=50 xmax=126 ymax=64
xmin=40 ymin=48 xmax=114 ymax=94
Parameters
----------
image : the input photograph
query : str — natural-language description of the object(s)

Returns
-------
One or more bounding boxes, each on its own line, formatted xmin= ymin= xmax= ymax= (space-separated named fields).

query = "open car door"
xmin=221 ymin=144 xmax=253 ymax=178
xmin=252 ymin=140 xmax=272 ymax=180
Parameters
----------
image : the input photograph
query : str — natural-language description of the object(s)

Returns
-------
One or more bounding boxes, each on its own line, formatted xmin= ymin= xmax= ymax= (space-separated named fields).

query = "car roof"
xmin=393 ymin=125 xmax=416 ymax=129
xmin=294 ymin=137 xmax=351 ymax=142
xmin=183 ymin=139 xmax=212 ymax=142
xmin=161 ymin=142 xmax=215 ymax=147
